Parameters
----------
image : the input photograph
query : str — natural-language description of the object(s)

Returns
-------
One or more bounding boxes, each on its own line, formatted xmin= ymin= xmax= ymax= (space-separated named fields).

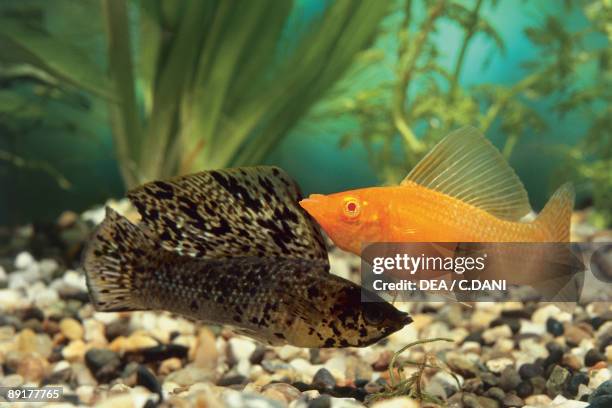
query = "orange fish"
xmin=300 ymin=127 xmax=574 ymax=255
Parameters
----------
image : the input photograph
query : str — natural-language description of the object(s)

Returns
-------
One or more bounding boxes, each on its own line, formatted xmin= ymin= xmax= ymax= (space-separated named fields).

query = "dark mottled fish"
xmin=127 ymin=166 xmax=328 ymax=264
xmin=83 ymin=167 xmax=411 ymax=347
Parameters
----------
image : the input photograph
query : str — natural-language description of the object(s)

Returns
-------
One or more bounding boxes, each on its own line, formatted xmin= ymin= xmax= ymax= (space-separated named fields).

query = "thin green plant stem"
xmin=102 ymin=0 xmax=142 ymax=188
xmin=388 ymin=337 xmax=454 ymax=386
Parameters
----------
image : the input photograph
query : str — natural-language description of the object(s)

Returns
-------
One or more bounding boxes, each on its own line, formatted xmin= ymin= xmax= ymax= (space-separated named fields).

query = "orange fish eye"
xmin=343 ymin=198 xmax=361 ymax=218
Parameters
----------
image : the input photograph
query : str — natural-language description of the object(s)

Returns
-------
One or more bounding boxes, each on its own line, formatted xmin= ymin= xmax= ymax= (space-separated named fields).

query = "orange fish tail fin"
xmin=535 ymin=183 xmax=574 ymax=242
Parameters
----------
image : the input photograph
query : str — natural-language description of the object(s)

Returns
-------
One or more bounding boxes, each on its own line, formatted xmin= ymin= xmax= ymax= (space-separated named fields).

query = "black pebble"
xmin=85 ymin=348 xmax=121 ymax=382
xmin=590 ymin=316 xmax=605 ymax=330
xmin=293 ymin=381 xmax=313 ymax=392
xmin=105 ymin=318 xmax=131 ymax=341
xmin=584 ymin=349 xmax=605 ymax=367
xmin=565 ymin=372 xmax=589 ymax=396
xmin=354 ymin=378 xmax=369 ymax=388
xmin=308 ymin=395 xmax=331 ymax=408
xmin=137 ymin=365 xmax=162 ymax=398
xmin=143 ymin=398 xmax=158 ymax=408
xmin=421 ymin=305 xmax=439 ymax=313
xmin=490 ymin=317 xmax=520 ymax=334
xmin=544 ymin=342 xmax=564 ymax=367
xmin=48 ymin=346 xmax=64 ymax=364
xmin=249 ymin=346 xmax=266 ymax=365
xmin=501 ymin=308 xmax=533 ymax=319
xmin=599 ymin=334 xmax=612 ymax=353
xmin=41 ymin=367 xmax=73 ymax=386
xmin=331 ymin=385 xmax=366 ymax=401
xmin=139 ymin=344 xmax=188 ymax=362
xmin=312 ymin=368 xmax=336 ymax=390
xmin=546 ymin=317 xmax=564 ymax=336
xmin=217 ymin=375 xmax=247 ymax=387
xmin=20 ymin=307 xmax=45 ymax=321
xmin=463 ymin=330 xmax=484 ymax=345
xmin=516 ymin=381 xmax=533 ymax=398
xmin=519 ymin=363 xmax=543 ymax=380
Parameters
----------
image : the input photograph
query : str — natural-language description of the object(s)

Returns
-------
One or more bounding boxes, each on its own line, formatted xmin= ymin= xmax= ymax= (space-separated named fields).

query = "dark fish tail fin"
xmin=83 ymin=207 xmax=154 ymax=312
xmin=535 ymin=183 xmax=575 ymax=242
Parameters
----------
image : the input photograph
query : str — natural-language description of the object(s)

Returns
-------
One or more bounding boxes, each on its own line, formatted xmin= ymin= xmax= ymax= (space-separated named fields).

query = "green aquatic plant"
xmin=366 ymin=337 xmax=457 ymax=405
xmin=534 ymin=0 xmax=611 ymax=227
xmin=0 ymin=0 xmax=391 ymax=188
xmin=309 ymin=0 xmax=532 ymax=184
xmin=0 ymin=63 xmax=82 ymax=189
xmin=309 ymin=0 xmax=610 ymax=225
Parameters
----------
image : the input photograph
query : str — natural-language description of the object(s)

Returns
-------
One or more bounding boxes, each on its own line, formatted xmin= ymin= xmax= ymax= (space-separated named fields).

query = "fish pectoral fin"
xmin=401 ymin=126 xmax=532 ymax=221
xmin=281 ymin=293 xmax=322 ymax=327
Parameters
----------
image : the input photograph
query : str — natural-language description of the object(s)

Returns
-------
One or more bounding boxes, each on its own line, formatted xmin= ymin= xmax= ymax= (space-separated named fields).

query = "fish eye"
xmin=342 ymin=197 xmax=361 ymax=219
xmin=362 ymin=305 xmax=385 ymax=325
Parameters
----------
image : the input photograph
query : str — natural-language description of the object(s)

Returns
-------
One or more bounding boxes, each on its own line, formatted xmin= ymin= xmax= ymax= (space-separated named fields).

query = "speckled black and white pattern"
xmin=83 ymin=167 xmax=411 ymax=347
xmin=127 ymin=166 xmax=328 ymax=266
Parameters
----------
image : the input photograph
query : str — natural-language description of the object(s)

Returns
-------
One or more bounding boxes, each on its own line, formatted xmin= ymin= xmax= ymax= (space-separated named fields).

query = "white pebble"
xmin=34 ymin=288 xmax=60 ymax=309
xmin=14 ymin=251 xmax=35 ymax=269
xmin=483 ymin=325 xmax=513 ymax=343
xmin=0 ymin=289 xmax=27 ymax=310
xmin=323 ymin=356 xmax=346 ymax=381
xmin=8 ymin=273 xmax=28 ymax=289
xmin=81 ymin=206 xmax=106 ymax=225
xmin=277 ymin=345 xmax=303 ymax=360
xmin=39 ymin=259 xmax=59 ymax=278
xmin=549 ymin=394 xmax=588 ymax=407
xmin=589 ymin=366 xmax=611 ymax=388
xmin=520 ymin=319 xmax=546 ymax=335
xmin=63 ymin=270 xmax=87 ymax=291
xmin=485 ymin=357 xmax=514 ymax=373
xmin=532 ymin=304 xmax=572 ymax=324
xmin=236 ymin=359 xmax=251 ymax=377
xmin=52 ymin=360 xmax=71 ymax=373
xmin=228 ymin=337 xmax=256 ymax=362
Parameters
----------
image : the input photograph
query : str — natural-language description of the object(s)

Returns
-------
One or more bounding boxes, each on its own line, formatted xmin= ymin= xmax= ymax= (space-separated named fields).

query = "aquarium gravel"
xmin=0 ymin=206 xmax=610 ymax=408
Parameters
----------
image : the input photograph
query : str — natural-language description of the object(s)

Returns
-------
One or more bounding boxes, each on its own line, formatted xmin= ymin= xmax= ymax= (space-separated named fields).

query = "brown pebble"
xmin=192 ymin=328 xmax=217 ymax=370
xmin=372 ymin=350 xmax=393 ymax=371
xmin=561 ymin=353 xmax=582 ymax=371
xmin=564 ymin=325 xmax=591 ymax=346
xmin=60 ymin=318 xmax=84 ymax=341
xmin=589 ymin=361 xmax=608 ymax=370
xmin=57 ymin=211 xmax=78 ymax=228
xmin=261 ymin=383 xmax=301 ymax=402
xmin=17 ymin=355 xmax=48 ymax=382
xmin=261 ymin=388 xmax=288 ymax=403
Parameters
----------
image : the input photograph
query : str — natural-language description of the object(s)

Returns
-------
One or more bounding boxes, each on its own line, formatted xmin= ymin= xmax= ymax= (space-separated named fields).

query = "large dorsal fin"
xmin=128 ymin=166 xmax=329 ymax=269
xmin=401 ymin=127 xmax=532 ymax=221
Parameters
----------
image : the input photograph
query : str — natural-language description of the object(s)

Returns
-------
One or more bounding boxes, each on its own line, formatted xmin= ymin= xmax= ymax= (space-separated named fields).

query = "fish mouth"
xmin=299 ymin=194 xmax=326 ymax=215
xmin=398 ymin=311 xmax=413 ymax=326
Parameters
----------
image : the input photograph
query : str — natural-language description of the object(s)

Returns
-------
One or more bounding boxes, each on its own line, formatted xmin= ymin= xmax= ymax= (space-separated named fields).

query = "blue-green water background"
xmin=1 ymin=1 xmax=599 ymax=224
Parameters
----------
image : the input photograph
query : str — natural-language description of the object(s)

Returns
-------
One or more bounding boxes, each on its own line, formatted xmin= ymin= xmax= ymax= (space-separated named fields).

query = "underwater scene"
xmin=0 ymin=0 xmax=611 ymax=407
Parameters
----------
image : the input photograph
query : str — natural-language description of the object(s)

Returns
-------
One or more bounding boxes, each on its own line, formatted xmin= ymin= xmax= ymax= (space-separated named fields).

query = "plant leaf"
xmin=0 ymin=18 xmax=114 ymax=100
